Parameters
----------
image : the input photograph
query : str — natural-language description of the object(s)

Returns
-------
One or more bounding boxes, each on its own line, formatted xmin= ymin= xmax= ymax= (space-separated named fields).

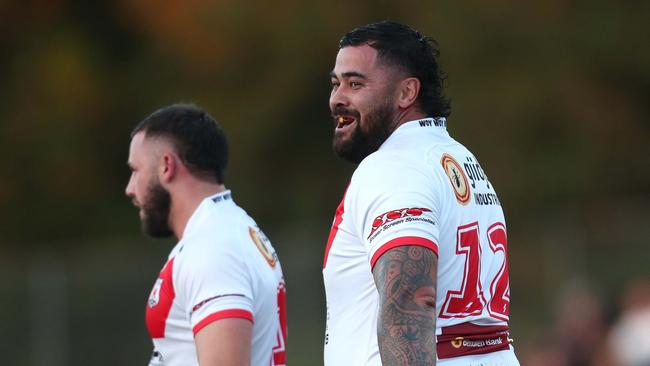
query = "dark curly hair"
xmin=340 ymin=21 xmax=451 ymax=118
xmin=131 ymin=103 xmax=228 ymax=184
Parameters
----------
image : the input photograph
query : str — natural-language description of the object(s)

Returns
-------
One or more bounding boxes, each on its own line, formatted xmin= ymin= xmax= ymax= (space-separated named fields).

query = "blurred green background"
xmin=1 ymin=1 xmax=649 ymax=365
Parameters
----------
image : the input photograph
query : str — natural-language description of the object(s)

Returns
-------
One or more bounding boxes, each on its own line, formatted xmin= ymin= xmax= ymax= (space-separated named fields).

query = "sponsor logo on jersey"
xmin=463 ymin=156 xmax=491 ymax=190
xmin=474 ymin=192 xmax=501 ymax=206
xmin=457 ymin=337 xmax=503 ymax=348
xmin=418 ymin=117 xmax=447 ymax=127
xmin=367 ymin=207 xmax=433 ymax=240
xmin=249 ymin=226 xmax=277 ymax=268
xmin=438 ymin=323 xmax=512 ymax=359
xmin=148 ymin=278 xmax=163 ymax=308
xmin=441 ymin=154 xmax=470 ymax=205
xmin=211 ymin=191 xmax=232 ymax=203
xmin=462 ymin=156 xmax=501 ymax=206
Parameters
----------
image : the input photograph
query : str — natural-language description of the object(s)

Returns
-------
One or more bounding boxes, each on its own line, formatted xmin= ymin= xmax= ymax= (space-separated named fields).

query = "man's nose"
xmin=329 ymin=87 xmax=349 ymax=111
xmin=125 ymin=178 xmax=134 ymax=198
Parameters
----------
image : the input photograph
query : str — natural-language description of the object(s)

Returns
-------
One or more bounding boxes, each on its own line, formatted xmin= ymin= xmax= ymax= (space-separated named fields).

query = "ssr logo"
xmin=368 ymin=207 xmax=432 ymax=239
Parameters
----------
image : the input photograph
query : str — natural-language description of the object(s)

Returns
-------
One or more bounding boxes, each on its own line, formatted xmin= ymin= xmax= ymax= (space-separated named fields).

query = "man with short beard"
xmin=323 ymin=21 xmax=520 ymax=365
xmin=125 ymin=104 xmax=287 ymax=366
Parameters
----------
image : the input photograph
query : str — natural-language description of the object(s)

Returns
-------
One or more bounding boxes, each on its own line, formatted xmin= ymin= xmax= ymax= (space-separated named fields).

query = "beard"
xmin=332 ymin=97 xmax=397 ymax=164
xmin=141 ymin=178 xmax=174 ymax=238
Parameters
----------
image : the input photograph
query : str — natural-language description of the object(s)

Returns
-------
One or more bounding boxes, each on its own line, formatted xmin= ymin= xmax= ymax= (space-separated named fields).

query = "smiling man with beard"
xmin=323 ymin=21 xmax=520 ymax=366
xmin=125 ymin=104 xmax=287 ymax=366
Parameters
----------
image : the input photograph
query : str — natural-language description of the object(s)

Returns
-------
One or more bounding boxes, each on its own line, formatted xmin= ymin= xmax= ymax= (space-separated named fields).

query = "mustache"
xmin=331 ymin=106 xmax=360 ymax=119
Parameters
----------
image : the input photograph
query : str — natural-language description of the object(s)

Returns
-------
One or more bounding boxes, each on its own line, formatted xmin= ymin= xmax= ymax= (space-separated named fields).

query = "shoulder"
xmin=349 ymin=147 xmax=435 ymax=199
xmin=172 ymin=224 xmax=256 ymax=296
xmin=177 ymin=208 xmax=253 ymax=267
xmin=175 ymin=233 xmax=245 ymax=277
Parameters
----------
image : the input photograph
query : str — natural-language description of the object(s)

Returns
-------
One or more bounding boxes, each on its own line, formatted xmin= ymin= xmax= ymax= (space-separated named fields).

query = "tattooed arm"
xmin=372 ymin=245 xmax=438 ymax=365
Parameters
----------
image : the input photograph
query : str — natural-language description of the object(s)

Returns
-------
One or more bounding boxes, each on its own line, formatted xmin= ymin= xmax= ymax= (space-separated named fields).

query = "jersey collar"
xmin=399 ymin=117 xmax=447 ymax=130
xmin=380 ymin=117 xmax=448 ymax=147
xmin=208 ymin=189 xmax=233 ymax=204
xmin=182 ymin=189 xmax=233 ymax=238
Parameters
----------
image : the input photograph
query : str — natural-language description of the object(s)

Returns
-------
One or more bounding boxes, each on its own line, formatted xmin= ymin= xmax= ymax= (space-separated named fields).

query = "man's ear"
xmin=398 ymin=77 xmax=421 ymax=109
xmin=159 ymin=152 xmax=178 ymax=184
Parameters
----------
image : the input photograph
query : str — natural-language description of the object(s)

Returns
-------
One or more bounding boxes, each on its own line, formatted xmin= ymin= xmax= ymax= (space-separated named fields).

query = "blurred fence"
xmin=1 ymin=205 xmax=649 ymax=365
xmin=0 ymin=222 xmax=328 ymax=366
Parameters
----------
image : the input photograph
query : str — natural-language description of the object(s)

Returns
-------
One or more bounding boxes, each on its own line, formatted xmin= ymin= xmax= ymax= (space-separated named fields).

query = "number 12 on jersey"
xmin=439 ymin=222 xmax=510 ymax=321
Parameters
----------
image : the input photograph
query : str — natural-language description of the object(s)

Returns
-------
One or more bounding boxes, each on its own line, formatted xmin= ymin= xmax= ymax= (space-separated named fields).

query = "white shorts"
xmin=438 ymin=347 xmax=520 ymax=366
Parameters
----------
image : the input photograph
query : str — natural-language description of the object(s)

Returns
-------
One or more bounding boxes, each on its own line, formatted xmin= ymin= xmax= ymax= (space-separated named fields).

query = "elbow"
xmin=414 ymin=286 xmax=436 ymax=311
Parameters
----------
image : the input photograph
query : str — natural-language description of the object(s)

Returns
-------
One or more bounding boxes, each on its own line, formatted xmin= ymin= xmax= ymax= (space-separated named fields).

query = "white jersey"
xmin=146 ymin=191 xmax=287 ymax=366
xmin=323 ymin=118 xmax=517 ymax=365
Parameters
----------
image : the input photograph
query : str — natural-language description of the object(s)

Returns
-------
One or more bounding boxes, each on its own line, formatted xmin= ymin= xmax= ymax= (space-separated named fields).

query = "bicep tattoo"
xmin=373 ymin=245 xmax=438 ymax=365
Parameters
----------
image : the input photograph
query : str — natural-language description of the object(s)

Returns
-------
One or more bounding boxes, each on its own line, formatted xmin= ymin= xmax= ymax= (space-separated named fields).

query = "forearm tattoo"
xmin=373 ymin=246 xmax=438 ymax=365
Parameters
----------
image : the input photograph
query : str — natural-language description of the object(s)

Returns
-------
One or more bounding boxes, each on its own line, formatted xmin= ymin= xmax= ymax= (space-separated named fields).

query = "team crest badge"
xmin=441 ymin=154 xmax=470 ymax=205
xmin=249 ymin=227 xmax=277 ymax=268
xmin=148 ymin=278 xmax=163 ymax=308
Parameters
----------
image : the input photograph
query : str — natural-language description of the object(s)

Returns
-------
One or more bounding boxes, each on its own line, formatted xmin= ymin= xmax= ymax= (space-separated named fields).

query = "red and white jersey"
xmin=323 ymin=118 xmax=516 ymax=365
xmin=146 ymin=191 xmax=287 ymax=366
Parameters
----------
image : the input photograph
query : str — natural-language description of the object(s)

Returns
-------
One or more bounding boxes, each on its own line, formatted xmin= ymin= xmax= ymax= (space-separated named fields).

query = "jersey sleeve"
xmin=173 ymin=235 xmax=255 ymax=335
xmin=351 ymin=154 xmax=442 ymax=269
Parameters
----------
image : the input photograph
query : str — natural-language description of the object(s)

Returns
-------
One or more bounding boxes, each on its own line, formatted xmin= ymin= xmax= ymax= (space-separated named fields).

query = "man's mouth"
xmin=335 ymin=115 xmax=356 ymax=129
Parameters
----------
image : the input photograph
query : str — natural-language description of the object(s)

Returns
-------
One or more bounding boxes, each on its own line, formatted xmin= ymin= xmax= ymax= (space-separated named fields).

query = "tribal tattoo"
xmin=372 ymin=245 xmax=438 ymax=365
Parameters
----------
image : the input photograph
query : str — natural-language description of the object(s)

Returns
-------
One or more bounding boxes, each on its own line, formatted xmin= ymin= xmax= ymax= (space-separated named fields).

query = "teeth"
xmin=337 ymin=116 xmax=352 ymax=127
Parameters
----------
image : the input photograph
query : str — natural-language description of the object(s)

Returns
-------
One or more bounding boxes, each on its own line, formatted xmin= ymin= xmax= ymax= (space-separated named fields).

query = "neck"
xmin=393 ymin=107 xmax=427 ymax=130
xmin=168 ymin=180 xmax=226 ymax=239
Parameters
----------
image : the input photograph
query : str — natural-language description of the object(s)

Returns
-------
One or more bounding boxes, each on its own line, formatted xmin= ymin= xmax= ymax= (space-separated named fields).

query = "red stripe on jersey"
xmin=192 ymin=309 xmax=254 ymax=335
xmin=370 ymin=236 xmax=439 ymax=269
xmin=323 ymin=188 xmax=348 ymax=268
xmin=440 ymin=322 xmax=509 ymax=336
xmin=274 ymin=281 xmax=288 ymax=365
xmin=146 ymin=258 xmax=176 ymax=338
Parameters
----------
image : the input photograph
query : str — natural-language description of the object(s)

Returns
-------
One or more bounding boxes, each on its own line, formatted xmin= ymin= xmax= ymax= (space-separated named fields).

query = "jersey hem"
xmin=192 ymin=309 xmax=254 ymax=335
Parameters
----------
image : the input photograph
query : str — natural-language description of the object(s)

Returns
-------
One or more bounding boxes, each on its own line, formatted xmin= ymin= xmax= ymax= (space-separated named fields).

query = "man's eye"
xmin=350 ymin=81 xmax=362 ymax=88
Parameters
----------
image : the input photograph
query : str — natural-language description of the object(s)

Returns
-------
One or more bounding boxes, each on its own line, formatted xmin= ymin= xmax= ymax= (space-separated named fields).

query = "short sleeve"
xmin=350 ymin=155 xmax=442 ymax=269
xmin=173 ymin=236 xmax=255 ymax=335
